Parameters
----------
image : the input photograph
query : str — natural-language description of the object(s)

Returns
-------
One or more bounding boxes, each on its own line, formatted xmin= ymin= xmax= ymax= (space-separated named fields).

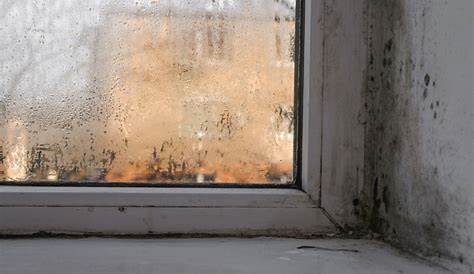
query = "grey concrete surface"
xmin=0 ymin=238 xmax=451 ymax=274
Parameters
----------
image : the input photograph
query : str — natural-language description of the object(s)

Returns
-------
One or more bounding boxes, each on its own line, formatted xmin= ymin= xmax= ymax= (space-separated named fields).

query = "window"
xmin=0 ymin=0 xmax=333 ymax=236
xmin=0 ymin=0 xmax=302 ymax=186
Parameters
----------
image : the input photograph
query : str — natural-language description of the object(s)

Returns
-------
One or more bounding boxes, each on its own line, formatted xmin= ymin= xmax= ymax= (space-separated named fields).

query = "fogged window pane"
xmin=0 ymin=0 xmax=296 ymax=184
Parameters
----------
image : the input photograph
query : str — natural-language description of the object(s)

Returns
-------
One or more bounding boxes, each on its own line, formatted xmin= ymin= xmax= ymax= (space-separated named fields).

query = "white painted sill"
xmin=0 ymin=187 xmax=336 ymax=236
xmin=0 ymin=187 xmax=314 ymax=208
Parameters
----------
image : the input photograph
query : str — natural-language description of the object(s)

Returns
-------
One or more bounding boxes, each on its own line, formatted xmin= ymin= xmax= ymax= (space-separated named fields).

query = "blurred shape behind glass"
xmin=0 ymin=0 xmax=296 ymax=184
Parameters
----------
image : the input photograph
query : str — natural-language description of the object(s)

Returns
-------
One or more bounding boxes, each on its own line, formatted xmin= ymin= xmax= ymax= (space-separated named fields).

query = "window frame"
xmin=0 ymin=0 xmax=332 ymax=236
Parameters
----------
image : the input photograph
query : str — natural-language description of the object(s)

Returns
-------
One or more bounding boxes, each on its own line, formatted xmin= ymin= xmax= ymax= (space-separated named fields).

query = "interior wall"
xmin=363 ymin=0 xmax=473 ymax=272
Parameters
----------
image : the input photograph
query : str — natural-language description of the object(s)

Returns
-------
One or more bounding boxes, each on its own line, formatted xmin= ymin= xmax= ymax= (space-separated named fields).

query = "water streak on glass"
xmin=0 ymin=0 xmax=296 ymax=184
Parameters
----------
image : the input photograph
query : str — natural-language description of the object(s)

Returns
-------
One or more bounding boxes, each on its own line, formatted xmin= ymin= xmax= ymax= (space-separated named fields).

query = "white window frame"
xmin=0 ymin=0 xmax=336 ymax=236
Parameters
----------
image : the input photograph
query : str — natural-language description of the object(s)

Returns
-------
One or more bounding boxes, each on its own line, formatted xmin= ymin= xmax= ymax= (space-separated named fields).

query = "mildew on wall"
xmin=363 ymin=0 xmax=473 ymax=272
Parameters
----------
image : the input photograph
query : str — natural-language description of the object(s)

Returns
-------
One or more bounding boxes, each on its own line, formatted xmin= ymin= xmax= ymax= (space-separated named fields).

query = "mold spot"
xmin=384 ymin=38 xmax=393 ymax=53
xmin=382 ymin=186 xmax=389 ymax=212
xmin=353 ymin=198 xmax=360 ymax=206
xmin=423 ymin=88 xmax=428 ymax=99
xmin=424 ymin=74 xmax=431 ymax=86
xmin=382 ymin=58 xmax=392 ymax=68
xmin=353 ymin=198 xmax=361 ymax=216
xmin=373 ymin=177 xmax=381 ymax=209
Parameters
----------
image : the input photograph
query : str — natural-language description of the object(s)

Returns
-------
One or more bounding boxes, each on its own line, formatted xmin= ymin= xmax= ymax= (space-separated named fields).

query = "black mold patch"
xmin=424 ymin=74 xmax=431 ymax=86
xmin=365 ymin=0 xmax=455 ymax=267
xmin=382 ymin=186 xmax=390 ymax=212
xmin=384 ymin=38 xmax=393 ymax=53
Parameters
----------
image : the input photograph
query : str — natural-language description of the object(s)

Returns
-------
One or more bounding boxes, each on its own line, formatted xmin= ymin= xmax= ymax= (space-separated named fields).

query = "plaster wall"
xmin=363 ymin=0 xmax=473 ymax=272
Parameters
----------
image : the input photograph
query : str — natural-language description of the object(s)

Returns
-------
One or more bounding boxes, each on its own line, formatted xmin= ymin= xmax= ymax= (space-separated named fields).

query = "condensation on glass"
xmin=0 ymin=0 xmax=297 ymax=184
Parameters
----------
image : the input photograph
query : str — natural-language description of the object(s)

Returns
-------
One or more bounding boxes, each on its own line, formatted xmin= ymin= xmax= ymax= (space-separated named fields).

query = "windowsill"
xmin=0 ymin=186 xmax=315 ymax=208
xmin=0 ymin=186 xmax=335 ymax=236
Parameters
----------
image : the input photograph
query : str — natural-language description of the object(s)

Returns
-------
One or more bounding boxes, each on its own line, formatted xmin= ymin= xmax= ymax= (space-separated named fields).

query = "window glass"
xmin=0 ymin=0 xmax=297 ymax=184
